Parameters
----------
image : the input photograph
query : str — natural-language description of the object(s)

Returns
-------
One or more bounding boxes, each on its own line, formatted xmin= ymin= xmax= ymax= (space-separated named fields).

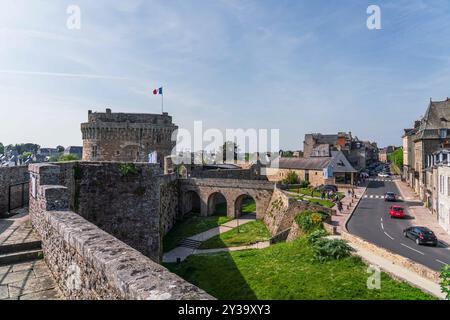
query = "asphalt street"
xmin=347 ymin=177 xmax=450 ymax=271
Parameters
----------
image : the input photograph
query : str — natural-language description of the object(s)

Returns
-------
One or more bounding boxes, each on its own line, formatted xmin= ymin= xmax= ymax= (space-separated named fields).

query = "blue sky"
xmin=1 ymin=0 xmax=450 ymax=150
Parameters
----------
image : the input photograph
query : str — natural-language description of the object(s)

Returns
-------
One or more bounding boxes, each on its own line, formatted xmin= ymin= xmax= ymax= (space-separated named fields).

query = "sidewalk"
xmin=394 ymin=179 xmax=450 ymax=248
xmin=163 ymin=214 xmax=258 ymax=263
xmin=349 ymin=241 xmax=445 ymax=299
xmin=332 ymin=183 xmax=368 ymax=234
xmin=0 ymin=210 xmax=61 ymax=300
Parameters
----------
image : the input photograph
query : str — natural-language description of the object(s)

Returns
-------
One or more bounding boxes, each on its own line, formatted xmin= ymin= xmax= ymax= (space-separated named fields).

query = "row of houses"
xmin=402 ymin=98 xmax=450 ymax=234
xmin=266 ymin=132 xmax=380 ymax=186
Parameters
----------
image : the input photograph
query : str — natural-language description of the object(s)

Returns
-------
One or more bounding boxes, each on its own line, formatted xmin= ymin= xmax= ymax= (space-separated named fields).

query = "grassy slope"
xmin=199 ymin=220 xmax=271 ymax=249
xmin=163 ymin=216 xmax=231 ymax=252
xmin=166 ymin=238 xmax=435 ymax=300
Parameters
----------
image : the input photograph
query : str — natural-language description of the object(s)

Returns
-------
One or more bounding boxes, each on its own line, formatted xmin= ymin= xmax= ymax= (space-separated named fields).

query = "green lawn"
xmin=240 ymin=198 xmax=256 ymax=214
xmin=165 ymin=237 xmax=435 ymax=300
xmin=163 ymin=215 xmax=232 ymax=252
xmin=307 ymin=199 xmax=335 ymax=208
xmin=199 ymin=220 xmax=271 ymax=249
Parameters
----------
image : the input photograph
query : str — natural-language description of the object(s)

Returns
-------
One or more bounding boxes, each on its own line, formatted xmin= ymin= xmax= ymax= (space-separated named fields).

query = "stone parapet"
xmin=29 ymin=171 xmax=213 ymax=300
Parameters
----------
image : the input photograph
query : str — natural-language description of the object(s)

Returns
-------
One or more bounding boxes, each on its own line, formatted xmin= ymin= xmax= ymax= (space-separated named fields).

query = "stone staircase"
xmin=178 ymin=238 xmax=203 ymax=249
xmin=0 ymin=240 xmax=43 ymax=266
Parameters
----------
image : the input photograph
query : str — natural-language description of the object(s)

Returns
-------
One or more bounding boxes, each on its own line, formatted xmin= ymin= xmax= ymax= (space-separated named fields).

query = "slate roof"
xmin=278 ymin=151 xmax=357 ymax=173
xmin=416 ymin=99 xmax=450 ymax=139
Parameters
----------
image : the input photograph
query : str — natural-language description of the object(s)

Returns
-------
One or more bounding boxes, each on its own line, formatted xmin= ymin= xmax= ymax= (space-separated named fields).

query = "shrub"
xmin=312 ymin=239 xmax=352 ymax=262
xmin=306 ymin=229 xmax=328 ymax=244
xmin=283 ymin=171 xmax=300 ymax=185
xmin=299 ymin=180 xmax=310 ymax=188
xmin=119 ymin=163 xmax=138 ymax=177
xmin=440 ymin=265 xmax=450 ymax=300
xmin=295 ymin=210 xmax=328 ymax=233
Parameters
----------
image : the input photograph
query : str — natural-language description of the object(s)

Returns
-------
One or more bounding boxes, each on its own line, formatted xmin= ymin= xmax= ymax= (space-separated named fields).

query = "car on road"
xmin=403 ymin=227 xmax=438 ymax=246
xmin=378 ymin=172 xmax=390 ymax=178
xmin=384 ymin=192 xmax=397 ymax=202
xmin=389 ymin=205 xmax=405 ymax=218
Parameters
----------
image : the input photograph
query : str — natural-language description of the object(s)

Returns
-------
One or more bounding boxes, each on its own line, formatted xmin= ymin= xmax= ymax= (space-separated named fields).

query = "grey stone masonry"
xmin=0 ymin=166 xmax=29 ymax=214
xmin=28 ymin=163 xmax=213 ymax=300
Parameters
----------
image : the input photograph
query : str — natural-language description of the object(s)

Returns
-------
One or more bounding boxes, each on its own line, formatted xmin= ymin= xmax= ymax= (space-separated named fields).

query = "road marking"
xmin=384 ymin=232 xmax=394 ymax=240
xmin=370 ymin=195 xmax=374 ymax=198
xmin=381 ymin=223 xmax=384 ymax=230
xmin=436 ymin=259 xmax=448 ymax=265
xmin=400 ymin=243 xmax=425 ymax=255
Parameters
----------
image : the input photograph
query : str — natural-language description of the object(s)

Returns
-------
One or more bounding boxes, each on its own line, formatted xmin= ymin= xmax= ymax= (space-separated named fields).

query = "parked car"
xmin=316 ymin=184 xmax=338 ymax=193
xmin=384 ymin=192 xmax=396 ymax=202
xmin=389 ymin=205 xmax=405 ymax=218
xmin=403 ymin=227 xmax=438 ymax=246
xmin=378 ymin=172 xmax=390 ymax=178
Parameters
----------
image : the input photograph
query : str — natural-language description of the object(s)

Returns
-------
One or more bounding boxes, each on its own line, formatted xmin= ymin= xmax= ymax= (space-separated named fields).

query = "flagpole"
xmin=161 ymin=89 xmax=164 ymax=114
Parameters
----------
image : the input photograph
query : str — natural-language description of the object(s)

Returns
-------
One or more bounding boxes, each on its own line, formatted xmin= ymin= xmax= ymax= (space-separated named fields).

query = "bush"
xmin=440 ymin=265 xmax=450 ymax=300
xmin=299 ymin=180 xmax=310 ymax=188
xmin=306 ymin=229 xmax=328 ymax=244
xmin=295 ymin=210 xmax=328 ymax=233
xmin=283 ymin=171 xmax=299 ymax=185
xmin=312 ymin=239 xmax=352 ymax=262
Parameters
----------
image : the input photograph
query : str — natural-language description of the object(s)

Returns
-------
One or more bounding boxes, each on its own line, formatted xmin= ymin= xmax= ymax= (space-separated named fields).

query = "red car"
xmin=389 ymin=205 xmax=405 ymax=218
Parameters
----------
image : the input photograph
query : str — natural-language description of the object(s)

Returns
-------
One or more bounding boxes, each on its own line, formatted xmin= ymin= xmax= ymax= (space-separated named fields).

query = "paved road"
xmin=347 ymin=177 xmax=450 ymax=271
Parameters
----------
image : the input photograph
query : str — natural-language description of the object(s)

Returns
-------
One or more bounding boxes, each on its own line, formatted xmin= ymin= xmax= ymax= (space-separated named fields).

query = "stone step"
xmin=0 ymin=241 xmax=42 ymax=255
xmin=0 ymin=249 xmax=43 ymax=266
xmin=179 ymin=239 xmax=203 ymax=249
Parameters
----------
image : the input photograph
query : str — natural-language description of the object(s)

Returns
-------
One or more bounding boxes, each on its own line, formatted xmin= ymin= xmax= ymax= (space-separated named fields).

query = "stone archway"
xmin=207 ymin=192 xmax=227 ymax=216
xmin=182 ymin=190 xmax=201 ymax=215
xmin=234 ymin=194 xmax=256 ymax=218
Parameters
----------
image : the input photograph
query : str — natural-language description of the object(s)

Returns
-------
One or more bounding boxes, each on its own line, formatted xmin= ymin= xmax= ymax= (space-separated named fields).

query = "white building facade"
xmin=437 ymin=165 xmax=450 ymax=234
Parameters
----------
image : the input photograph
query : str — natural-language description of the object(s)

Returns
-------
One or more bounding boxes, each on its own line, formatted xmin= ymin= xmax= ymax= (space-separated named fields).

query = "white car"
xmin=378 ymin=172 xmax=390 ymax=178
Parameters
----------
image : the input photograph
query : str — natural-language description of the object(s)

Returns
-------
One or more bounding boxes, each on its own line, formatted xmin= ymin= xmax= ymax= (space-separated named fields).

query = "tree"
xmin=440 ymin=265 xmax=450 ymax=300
xmin=283 ymin=171 xmax=300 ymax=185
xmin=216 ymin=141 xmax=239 ymax=163
xmin=21 ymin=152 xmax=33 ymax=159
xmin=58 ymin=154 xmax=79 ymax=162
xmin=388 ymin=148 xmax=403 ymax=168
xmin=0 ymin=142 xmax=4 ymax=155
xmin=56 ymin=145 xmax=65 ymax=153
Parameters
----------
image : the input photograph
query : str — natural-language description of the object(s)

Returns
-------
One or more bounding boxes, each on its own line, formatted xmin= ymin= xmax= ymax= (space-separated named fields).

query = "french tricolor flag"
xmin=153 ymin=87 xmax=163 ymax=95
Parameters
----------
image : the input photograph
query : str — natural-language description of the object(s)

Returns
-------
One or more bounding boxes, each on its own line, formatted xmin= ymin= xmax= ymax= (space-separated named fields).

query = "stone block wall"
xmin=29 ymin=162 xmax=180 ymax=263
xmin=0 ymin=166 xmax=29 ymax=214
xmin=28 ymin=170 xmax=212 ymax=300
xmin=264 ymin=187 xmax=335 ymax=236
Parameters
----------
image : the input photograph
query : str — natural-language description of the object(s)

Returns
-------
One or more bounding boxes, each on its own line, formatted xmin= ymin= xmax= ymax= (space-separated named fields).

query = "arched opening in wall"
xmin=235 ymin=195 xmax=256 ymax=218
xmin=184 ymin=191 xmax=201 ymax=215
xmin=207 ymin=192 xmax=227 ymax=216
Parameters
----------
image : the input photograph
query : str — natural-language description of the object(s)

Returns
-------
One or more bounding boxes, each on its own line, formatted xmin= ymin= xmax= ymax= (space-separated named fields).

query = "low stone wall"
xmin=341 ymin=231 xmax=440 ymax=283
xmin=264 ymin=188 xmax=335 ymax=236
xmin=29 ymin=174 xmax=213 ymax=300
xmin=29 ymin=162 xmax=180 ymax=263
xmin=0 ymin=166 xmax=29 ymax=214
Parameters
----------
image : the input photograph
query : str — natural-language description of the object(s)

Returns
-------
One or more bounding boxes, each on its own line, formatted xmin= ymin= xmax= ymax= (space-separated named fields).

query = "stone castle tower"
xmin=81 ymin=108 xmax=178 ymax=164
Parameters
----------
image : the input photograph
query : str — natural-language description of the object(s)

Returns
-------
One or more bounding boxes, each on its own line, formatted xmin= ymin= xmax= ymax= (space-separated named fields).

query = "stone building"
xmin=266 ymin=151 xmax=358 ymax=186
xmin=403 ymin=99 xmax=450 ymax=202
xmin=303 ymin=132 xmax=378 ymax=170
xmin=81 ymin=108 xmax=178 ymax=165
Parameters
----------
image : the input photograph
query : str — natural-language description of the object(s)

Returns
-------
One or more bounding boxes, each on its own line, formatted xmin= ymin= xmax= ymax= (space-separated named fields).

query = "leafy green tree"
xmin=56 ymin=145 xmax=65 ymax=153
xmin=58 ymin=154 xmax=79 ymax=162
xmin=283 ymin=171 xmax=300 ymax=185
xmin=21 ymin=151 xmax=33 ymax=159
xmin=440 ymin=265 xmax=450 ymax=300
xmin=388 ymin=148 xmax=403 ymax=168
